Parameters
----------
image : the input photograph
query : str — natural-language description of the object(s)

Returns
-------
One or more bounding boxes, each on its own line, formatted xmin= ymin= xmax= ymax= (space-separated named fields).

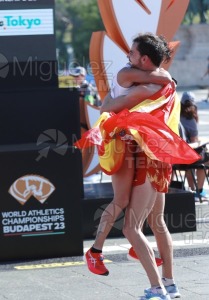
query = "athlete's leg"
xmin=85 ymin=145 xmax=135 ymax=276
xmin=147 ymin=192 xmax=173 ymax=279
xmin=123 ymin=177 xmax=164 ymax=288
xmin=147 ymin=193 xmax=181 ymax=298
xmin=93 ymin=145 xmax=134 ymax=250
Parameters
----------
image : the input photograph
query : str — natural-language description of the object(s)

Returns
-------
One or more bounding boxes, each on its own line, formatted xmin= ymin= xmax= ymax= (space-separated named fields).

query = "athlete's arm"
xmin=100 ymin=84 xmax=157 ymax=113
xmin=117 ymin=67 xmax=172 ymax=87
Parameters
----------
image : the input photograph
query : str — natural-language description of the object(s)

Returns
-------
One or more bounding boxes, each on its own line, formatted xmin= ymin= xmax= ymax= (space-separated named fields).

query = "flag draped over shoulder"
xmin=74 ymin=83 xmax=201 ymax=175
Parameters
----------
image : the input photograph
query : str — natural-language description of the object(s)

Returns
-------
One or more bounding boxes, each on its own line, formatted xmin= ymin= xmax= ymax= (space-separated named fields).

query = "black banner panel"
xmin=0 ymin=89 xmax=83 ymax=261
xmin=0 ymin=88 xmax=80 ymax=146
xmin=0 ymin=147 xmax=83 ymax=261
xmin=0 ymin=61 xmax=58 ymax=90
xmin=0 ymin=0 xmax=56 ymax=61
xmin=0 ymin=0 xmax=58 ymax=89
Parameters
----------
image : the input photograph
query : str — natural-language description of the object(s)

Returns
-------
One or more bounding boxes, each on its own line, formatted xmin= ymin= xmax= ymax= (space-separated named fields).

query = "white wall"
xmin=169 ymin=24 xmax=209 ymax=88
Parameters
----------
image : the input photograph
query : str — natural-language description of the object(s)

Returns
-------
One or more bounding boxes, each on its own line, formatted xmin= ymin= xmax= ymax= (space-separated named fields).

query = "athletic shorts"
xmin=132 ymin=151 xmax=172 ymax=193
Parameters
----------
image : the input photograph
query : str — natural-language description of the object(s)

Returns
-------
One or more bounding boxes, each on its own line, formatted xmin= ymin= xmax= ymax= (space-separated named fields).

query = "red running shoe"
xmin=127 ymin=247 xmax=163 ymax=267
xmin=84 ymin=248 xmax=109 ymax=276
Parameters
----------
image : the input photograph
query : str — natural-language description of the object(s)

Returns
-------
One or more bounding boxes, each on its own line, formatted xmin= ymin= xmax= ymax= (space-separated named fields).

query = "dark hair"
xmin=181 ymin=101 xmax=199 ymax=122
xmin=133 ymin=33 xmax=172 ymax=67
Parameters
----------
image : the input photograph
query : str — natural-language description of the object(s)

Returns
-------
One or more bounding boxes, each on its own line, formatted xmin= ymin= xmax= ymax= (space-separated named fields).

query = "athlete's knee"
xmin=148 ymin=218 xmax=168 ymax=235
xmin=122 ymin=222 xmax=131 ymax=239
xmin=122 ymin=219 xmax=142 ymax=239
xmin=113 ymin=195 xmax=130 ymax=210
xmin=147 ymin=212 xmax=166 ymax=229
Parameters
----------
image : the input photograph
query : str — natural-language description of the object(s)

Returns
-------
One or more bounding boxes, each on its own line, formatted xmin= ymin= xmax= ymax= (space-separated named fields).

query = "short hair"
xmin=133 ymin=33 xmax=172 ymax=67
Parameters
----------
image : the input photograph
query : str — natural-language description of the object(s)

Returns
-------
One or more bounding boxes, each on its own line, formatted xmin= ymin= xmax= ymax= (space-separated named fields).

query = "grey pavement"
xmin=0 ymin=88 xmax=209 ymax=300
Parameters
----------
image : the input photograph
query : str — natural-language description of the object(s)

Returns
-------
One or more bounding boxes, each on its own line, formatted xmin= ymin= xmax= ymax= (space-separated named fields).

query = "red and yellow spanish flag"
xmin=74 ymin=83 xmax=201 ymax=175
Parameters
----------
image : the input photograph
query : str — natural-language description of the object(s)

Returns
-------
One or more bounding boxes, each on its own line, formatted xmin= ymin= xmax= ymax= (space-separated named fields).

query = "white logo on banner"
xmin=8 ymin=175 xmax=55 ymax=205
xmin=0 ymin=9 xmax=54 ymax=36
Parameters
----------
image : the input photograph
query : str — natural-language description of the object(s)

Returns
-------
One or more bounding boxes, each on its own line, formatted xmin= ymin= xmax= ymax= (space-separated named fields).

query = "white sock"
xmin=151 ymin=286 xmax=167 ymax=295
xmin=162 ymin=277 xmax=175 ymax=286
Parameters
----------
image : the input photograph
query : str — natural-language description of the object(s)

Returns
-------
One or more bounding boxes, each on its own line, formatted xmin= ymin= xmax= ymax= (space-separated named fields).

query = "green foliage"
xmin=55 ymin=0 xmax=104 ymax=70
xmin=55 ymin=0 xmax=72 ymax=68
xmin=183 ymin=0 xmax=209 ymax=24
xmin=55 ymin=0 xmax=209 ymax=70
xmin=70 ymin=0 xmax=104 ymax=65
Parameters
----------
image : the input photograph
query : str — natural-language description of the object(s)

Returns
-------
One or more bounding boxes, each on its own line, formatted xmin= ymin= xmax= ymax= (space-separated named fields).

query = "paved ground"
xmin=0 ymin=88 xmax=209 ymax=300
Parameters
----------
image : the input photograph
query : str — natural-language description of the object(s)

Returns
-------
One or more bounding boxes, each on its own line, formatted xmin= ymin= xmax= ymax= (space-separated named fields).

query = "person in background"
xmin=69 ymin=66 xmax=101 ymax=106
xmin=70 ymin=66 xmax=101 ymax=179
xmin=180 ymin=91 xmax=208 ymax=199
